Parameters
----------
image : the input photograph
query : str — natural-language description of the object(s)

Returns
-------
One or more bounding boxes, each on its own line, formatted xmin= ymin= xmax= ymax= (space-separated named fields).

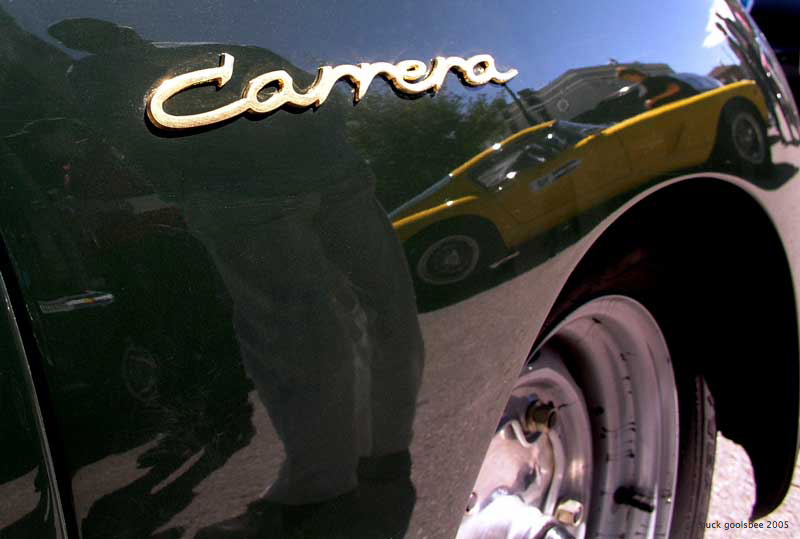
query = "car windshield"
xmin=469 ymin=121 xmax=602 ymax=189
xmin=674 ymin=73 xmax=722 ymax=91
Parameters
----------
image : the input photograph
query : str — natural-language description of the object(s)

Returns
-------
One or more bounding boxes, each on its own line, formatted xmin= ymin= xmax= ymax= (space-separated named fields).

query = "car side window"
xmin=469 ymin=124 xmax=584 ymax=190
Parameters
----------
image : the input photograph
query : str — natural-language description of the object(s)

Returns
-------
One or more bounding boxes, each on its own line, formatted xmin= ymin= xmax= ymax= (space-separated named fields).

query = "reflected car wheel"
xmin=407 ymin=220 xmax=504 ymax=289
xmin=731 ymin=111 xmax=767 ymax=165
xmin=416 ymin=234 xmax=481 ymax=285
xmin=716 ymin=103 xmax=770 ymax=174
xmin=122 ymin=344 xmax=161 ymax=404
xmin=458 ymin=296 xmax=715 ymax=539
xmin=122 ymin=341 xmax=162 ymax=404
xmin=120 ymin=334 xmax=179 ymax=405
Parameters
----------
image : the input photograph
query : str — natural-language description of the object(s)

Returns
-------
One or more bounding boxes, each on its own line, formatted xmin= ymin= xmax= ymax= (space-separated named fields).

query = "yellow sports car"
xmin=391 ymin=80 xmax=769 ymax=286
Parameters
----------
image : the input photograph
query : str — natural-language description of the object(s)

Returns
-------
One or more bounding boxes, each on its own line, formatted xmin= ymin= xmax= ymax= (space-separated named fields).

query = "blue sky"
xmin=1 ymin=0 xmax=744 ymax=95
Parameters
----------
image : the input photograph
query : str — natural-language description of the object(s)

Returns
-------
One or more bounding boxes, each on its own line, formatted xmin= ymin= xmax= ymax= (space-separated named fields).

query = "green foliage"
xmin=346 ymin=88 xmax=509 ymax=211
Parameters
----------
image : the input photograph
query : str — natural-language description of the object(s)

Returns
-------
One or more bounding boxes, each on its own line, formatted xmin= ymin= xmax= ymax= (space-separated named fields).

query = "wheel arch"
xmin=405 ymin=213 xmax=508 ymax=247
xmin=540 ymin=176 xmax=798 ymax=519
xmin=722 ymin=94 xmax=770 ymax=122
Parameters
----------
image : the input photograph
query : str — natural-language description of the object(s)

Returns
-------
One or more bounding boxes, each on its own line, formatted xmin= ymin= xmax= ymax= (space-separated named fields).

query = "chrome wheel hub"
xmin=457 ymin=296 xmax=680 ymax=539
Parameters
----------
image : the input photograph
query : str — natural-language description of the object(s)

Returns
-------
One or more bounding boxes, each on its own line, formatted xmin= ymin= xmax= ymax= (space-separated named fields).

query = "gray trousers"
xmin=185 ymin=187 xmax=424 ymax=504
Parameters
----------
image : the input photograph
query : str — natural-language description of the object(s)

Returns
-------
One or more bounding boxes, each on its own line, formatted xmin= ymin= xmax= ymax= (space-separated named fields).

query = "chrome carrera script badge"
xmin=146 ymin=53 xmax=518 ymax=130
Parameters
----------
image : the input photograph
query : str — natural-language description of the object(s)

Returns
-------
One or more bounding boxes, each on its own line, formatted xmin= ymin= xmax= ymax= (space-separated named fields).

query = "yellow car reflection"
xmin=390 ymin=80 xmax=769 ymax=286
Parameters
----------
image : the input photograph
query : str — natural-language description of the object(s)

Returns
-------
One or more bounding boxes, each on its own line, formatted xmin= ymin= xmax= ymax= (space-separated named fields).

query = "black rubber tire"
xmin=670 ymin=373 xmax=716 ymax=539
xmin=714 ymin=102 xmax=771 ymax=176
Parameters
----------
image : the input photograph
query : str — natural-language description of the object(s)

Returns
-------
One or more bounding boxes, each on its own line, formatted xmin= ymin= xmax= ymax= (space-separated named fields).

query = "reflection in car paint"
xmin=0 ymin=1 xmax=800 ymax=538
xmin=391 ymin=80 xmax=769 ymax=295
xmin=37 ymin=291 xmax=114 ymax=314
xmin=529 ymin=159 xmax=582 ymax=192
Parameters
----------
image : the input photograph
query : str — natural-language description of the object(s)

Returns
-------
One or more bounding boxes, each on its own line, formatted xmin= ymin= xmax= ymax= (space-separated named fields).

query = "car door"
xmin=484 ymin=123 xmax=631 ymax=239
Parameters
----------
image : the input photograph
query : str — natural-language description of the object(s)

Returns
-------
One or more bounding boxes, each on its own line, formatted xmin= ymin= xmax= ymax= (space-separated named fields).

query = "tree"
xmin=346 ymin=88 xmax=509 ymax=211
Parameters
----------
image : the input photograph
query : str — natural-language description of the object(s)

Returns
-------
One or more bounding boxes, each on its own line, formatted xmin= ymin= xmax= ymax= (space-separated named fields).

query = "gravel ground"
xmin=706 ymin=434 xmax=799 ymax=538
xmin=703 ymin=137 xmax=800 ymax=538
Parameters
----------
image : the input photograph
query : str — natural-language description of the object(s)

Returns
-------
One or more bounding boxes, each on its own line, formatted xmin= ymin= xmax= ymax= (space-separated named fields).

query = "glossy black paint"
xmin=0 ymin=1 xmax=799 ymax=538
xmin=0 ymin=270 xmax=65 ymax=538
xmin=748 ymin=0 xmax=800 ymax=106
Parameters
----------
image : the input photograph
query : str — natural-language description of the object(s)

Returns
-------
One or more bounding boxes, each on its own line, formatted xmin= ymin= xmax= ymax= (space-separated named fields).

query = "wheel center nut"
xmin=554 ymin=499 xmax=584 ymax=526
xmin=525 ymin=401 xmax=557 ymax=432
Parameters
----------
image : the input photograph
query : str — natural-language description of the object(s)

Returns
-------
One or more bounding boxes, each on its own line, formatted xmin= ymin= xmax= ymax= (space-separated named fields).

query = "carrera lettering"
xmin=146 ymin=53 xmax=518 ymax=130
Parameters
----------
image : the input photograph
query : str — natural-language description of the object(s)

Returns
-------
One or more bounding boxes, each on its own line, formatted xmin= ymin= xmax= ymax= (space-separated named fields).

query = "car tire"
xmin=457 ymin=295 xmax=716 ymax=539
xmin=405 ymin=220 xmax=504 ymax=289
xmin=670 ymin=371 xmax=716 ymax=539
xmin=715 ymin=102 xmax=771 ymax=175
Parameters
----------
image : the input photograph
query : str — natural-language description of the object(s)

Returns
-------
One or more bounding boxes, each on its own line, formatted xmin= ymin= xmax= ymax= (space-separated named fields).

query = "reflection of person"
xmin=48 ymin=18 xmax=425 ymax=538
xmin=615 ymin=67 xmax=697 ymax=109
xmin=0 ymin=10 xmax=262 ymax=536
